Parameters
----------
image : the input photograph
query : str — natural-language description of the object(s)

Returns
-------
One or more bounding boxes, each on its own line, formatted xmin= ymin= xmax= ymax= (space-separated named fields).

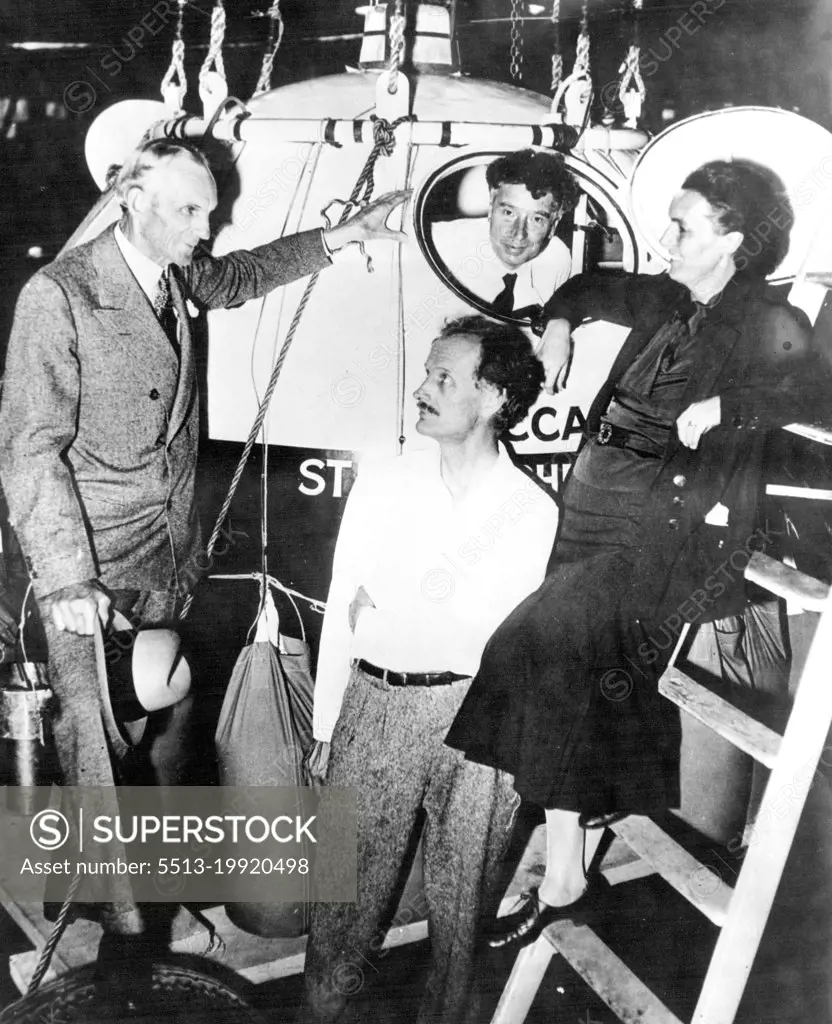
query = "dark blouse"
xmin=573 ymin=303 xmax=709 ymax=493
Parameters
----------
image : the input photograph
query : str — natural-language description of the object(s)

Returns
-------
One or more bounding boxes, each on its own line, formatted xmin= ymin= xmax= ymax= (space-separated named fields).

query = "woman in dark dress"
xmin=445 ymin=158 xmax=832 ymax=946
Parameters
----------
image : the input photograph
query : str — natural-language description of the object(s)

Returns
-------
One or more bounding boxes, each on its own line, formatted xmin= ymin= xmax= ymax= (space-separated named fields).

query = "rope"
xmin=199 ymin=0 xmax=227 ymax=91
xmin=574 ymin=0 xmax=591 ymax=81
xmin=550 ymin=0 xmax=562 ymax=94
xmin=387 ymin=0 xmax=406 ymax=94
xmin=160 ymin=0 xmax=187 ymax=111
xmin=210 ymin=573 xmax=326 ymax=617
xmin=617 ymin=0 xmax=645 ymax=127
xmin=395 ymin=130 xmax=416 ymax=454
xmin=180 ymin=273 xmax=316 ymax=621
xmin=28 ymin=871 xmax=83 ymax=993
xmin=16 ymin=580 xmax=33 ymax=667
xmin=253 ymin=0 xmax=285 ymax=97
xmin=179 ymin=115 xmax=411 ymax=621
xmin=551 ymin=0 xmax=592 ymax=129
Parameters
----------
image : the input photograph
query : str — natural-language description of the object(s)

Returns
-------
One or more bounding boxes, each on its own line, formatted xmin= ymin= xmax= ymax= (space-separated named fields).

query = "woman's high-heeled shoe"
xmin=578 ymin=809 xmax=628 ymax=830
xmin=486 ymin=875 xmax=607 ymax=950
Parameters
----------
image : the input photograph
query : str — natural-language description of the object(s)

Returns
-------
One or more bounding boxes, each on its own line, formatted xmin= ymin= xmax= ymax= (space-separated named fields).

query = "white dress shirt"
xmin=313 ymin=443 xmax=559 ymax=741
xmin=114 ymin=224 xmax=165 ymax=301
xmin=430 ymin=217 xmax=572 ymax=313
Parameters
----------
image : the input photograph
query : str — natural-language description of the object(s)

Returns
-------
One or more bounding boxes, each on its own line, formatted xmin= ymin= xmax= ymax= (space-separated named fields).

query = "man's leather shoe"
xmin=487 ymin=877 xmax=607 ymax=950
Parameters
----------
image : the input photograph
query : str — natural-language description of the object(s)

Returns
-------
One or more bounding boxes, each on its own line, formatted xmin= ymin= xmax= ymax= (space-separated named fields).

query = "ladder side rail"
xmin=691 ymin=589 xmax=832 ymax=1024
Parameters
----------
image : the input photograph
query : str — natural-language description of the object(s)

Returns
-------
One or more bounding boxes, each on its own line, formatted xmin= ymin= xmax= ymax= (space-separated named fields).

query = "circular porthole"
xmin=413 ymin=148 xmax=644 ymax=327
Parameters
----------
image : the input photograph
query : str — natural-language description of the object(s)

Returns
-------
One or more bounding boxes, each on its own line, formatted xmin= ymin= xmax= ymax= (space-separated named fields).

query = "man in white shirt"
xmin=303 ymin=315 xmax=559 ymax=1024
xmin=429 ymin=148 xmax=580 ymax=320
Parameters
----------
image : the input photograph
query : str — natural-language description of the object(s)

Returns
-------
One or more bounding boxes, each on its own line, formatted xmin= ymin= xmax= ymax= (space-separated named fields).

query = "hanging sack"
xmin=215 ymin=590 xmax=315 ymax=937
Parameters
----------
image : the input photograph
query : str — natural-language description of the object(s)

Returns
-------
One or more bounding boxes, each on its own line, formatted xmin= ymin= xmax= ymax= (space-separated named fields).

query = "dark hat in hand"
xmin=94 ymin=611 xmax=191 ymax=759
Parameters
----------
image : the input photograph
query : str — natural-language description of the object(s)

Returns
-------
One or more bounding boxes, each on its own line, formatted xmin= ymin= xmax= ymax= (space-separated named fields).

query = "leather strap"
xmin=355 ymin=659 xmax=468 ymax=688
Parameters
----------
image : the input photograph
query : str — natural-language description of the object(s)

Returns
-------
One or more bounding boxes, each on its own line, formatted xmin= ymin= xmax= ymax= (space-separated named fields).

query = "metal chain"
xmin=160 ymin=0 xmax=187 ymax=111
xmin=550 ymin=0 xmax=562 ymax=94
xmin=509 ymin=0 xmax=524 ymax=81
xmin=253 ymin=0 xmax=285 ymax=97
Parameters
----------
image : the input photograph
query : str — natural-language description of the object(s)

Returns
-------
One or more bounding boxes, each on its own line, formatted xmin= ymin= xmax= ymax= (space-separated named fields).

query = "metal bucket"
xmin=0 ymin=663 xmax=54 ymax=816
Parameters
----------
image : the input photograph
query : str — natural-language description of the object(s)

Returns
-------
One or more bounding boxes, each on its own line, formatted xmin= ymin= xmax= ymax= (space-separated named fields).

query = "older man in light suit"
xmin=0 ymin=139 xmax=406 ymax=951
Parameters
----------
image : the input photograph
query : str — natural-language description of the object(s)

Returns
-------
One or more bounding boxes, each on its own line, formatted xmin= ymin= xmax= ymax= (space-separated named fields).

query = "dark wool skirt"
xmin=445 ymin=477 xmax=682 ymax=814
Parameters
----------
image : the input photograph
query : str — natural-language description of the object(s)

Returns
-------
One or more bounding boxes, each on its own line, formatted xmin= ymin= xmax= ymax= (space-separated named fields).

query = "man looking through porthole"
xmin=430 ymin=149 xmax=581 ymax=321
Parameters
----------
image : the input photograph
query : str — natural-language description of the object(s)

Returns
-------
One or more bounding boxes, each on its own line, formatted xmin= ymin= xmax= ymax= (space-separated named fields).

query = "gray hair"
xmin=108 ymin=139 xmax=213 ymax=208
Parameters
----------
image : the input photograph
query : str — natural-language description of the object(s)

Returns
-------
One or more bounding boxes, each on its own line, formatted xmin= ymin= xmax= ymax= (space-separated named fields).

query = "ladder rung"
xmin=543 ymin=920 xmax=683 ymax=1024
xmin=766 ymin=483 xmax=832 ymax=501
xmin=660 ymin=667 xmax=781 ymax=768
xmin=783 ymin=421 xmax=832 ymax=446
xmin=745 ymin=551 xmax=829 ymax=611
xmin=610 ymin=815 xmax=731 ymax=928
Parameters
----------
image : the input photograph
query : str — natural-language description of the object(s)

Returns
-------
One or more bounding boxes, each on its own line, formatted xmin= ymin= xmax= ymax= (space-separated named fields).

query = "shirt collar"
xmin=489 ymin=237 xmax=566 ymax=299
xmin=114 ymin=223 xmax=167 ymax=302
xmin=425 ymin=440 xmax=517 ymax=506
xmin=686 ymin=274 xmax=754 ymax=331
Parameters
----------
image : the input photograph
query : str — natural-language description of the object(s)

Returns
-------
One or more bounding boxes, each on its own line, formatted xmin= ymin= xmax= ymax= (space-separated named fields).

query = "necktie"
xmin=491 ymin=273 xmax=518 ymax=315
xmin=152 ymin=269 xmax=179 ymax=356
xmin=660 ymin=301 xmax=708 ymax=374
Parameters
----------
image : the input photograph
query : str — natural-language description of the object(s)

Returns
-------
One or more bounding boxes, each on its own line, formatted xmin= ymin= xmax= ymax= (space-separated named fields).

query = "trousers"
xmin=40 ymin=588 xmax=194 ymax=931
xmin=303 ymin=665 xmax=517 ymax=1024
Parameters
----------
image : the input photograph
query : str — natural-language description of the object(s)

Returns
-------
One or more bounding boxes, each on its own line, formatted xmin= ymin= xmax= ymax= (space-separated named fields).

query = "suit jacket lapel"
xmin=92 ymin=227 xmax=180 ymax=377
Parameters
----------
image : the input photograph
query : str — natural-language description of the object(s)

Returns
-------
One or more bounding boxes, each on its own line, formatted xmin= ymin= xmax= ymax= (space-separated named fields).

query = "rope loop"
xmin=253 ymin=0 xmax=285 ymax=97
xmin=199 ymin=0 xmax=227 ymax=89
xmin=160 ymin=0 xmax=187 ymax=111
xmin=617 ymin=0 xmax=645 ymax=127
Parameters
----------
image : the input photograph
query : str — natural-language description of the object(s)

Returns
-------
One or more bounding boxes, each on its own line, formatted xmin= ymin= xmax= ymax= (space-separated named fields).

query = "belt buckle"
xmin=597 ymin=422 xmax=613 ymax=446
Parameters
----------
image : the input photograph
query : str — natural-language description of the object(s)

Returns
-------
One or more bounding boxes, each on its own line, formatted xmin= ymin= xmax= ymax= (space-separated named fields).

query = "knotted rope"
xmin=160 ymin=0 xmax=187 ymax=111
xmin=618 ymin=0 xmax=646 ymax=127
xmin=199 ymin=0 xmax=227 ymax=91
xmin=387 ymin=0 xmax=406 ymax=94
xmin=550 ymin=0 xmax=562 ymax=95
xmin=551 ymin=0 xmax=592 ymax=129
xmin=253 ymin=0 xmax=285 ymax=97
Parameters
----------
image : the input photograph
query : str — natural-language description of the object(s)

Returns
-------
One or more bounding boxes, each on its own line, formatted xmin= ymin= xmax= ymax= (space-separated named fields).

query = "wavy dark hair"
xmin=682 ymin=159 xmax=794 ymax=278
xmin=486 ymin=148 xmax=581 ymax=213
xmin=438 ymin=315 xmax=543 ymax=433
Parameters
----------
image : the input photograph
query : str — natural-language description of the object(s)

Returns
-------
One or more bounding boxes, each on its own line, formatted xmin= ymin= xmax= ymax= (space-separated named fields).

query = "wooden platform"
xmin=3 ymin=828 xmax=650 ymax=996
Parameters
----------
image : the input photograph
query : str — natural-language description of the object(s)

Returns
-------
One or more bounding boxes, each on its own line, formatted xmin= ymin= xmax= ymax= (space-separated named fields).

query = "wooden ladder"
xmin=490 ymin=546 xmax=832 ymax=1024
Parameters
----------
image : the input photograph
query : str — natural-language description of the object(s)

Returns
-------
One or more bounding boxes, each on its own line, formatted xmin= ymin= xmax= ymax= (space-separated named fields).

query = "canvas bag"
xmin=215 ymin=591 xmax=315 ymax=937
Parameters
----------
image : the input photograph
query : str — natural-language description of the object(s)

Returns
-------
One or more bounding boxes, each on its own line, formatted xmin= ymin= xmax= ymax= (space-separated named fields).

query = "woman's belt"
xmin=596 ymin=420 xmax=667 ymax=459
